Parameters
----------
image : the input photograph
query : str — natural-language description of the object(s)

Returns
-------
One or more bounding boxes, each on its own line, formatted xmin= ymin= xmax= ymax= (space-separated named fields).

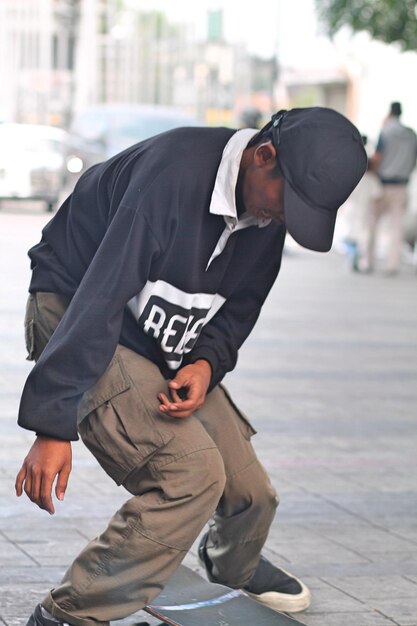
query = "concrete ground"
xmin=1 ymin=207 xmax=416 ymax=626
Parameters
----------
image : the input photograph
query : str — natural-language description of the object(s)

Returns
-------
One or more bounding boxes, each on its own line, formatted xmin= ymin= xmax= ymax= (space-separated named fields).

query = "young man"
xmin=16 ymin=107 xmax=367 ymax=626
xmin=363 ymin=101 xmax=417 ymax=274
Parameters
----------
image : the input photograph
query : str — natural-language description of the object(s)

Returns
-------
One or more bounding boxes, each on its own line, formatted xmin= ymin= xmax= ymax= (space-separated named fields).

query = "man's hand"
xmin=158 ymin=359 xmax=212 ymax=418
xmin=15 ymin=436 xmax=72 ymax=515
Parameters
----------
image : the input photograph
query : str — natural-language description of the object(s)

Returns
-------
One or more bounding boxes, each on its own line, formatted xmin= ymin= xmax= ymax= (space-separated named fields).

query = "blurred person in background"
xmin=338 ymin=134 xmax=370 ymax=271
xmin=338 ymin=135 xmax=380 ymax=272
xmin=15 ymin=108 xmax=366 ymax=626
xmin=239 ymin=107 xmax=263 ymax=130
xmin=361 ymin=101 xmax=417 ymax=275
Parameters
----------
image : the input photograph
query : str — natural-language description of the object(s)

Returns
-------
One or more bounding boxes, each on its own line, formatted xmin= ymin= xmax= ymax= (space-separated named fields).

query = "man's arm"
xmin=17 ymin=207 xmax=160 ymax=512
xmin=191 ymin=230 xmax=285 ymax=388
xmin=19 ymin=206 xmax=161 ymax=441
xmin=159 ymin=227 xmax=286 ymax=417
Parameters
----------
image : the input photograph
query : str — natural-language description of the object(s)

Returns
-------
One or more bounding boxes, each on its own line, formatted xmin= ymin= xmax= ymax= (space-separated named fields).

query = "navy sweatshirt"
xmin=19 ymin=127 xmax=286 ymax=440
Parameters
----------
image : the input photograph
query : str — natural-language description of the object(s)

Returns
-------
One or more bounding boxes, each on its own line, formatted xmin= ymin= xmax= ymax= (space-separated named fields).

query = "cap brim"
xmin=284 ymin=181 xmax=337 ymax=252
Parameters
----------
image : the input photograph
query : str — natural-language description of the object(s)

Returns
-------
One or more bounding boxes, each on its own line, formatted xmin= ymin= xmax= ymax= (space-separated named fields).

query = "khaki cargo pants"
xmin=25 ymin=292 xmax=279 ymax=626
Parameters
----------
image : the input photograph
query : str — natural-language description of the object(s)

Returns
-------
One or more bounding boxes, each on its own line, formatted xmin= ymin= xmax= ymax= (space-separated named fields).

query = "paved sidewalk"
xmin=1 ymin=210 xmax=416 ymax=626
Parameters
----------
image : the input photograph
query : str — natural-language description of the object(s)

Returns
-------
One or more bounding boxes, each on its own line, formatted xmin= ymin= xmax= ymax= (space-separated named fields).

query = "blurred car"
xmin=0 ymin=123 xmax=68 ymax=212
xmin=63 ymin=104 xmax=201 ymax=192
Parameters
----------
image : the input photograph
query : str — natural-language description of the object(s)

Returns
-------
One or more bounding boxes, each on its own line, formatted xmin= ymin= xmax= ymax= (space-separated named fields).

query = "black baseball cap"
xmin=270 ymin=107 xmax=367 ymax=252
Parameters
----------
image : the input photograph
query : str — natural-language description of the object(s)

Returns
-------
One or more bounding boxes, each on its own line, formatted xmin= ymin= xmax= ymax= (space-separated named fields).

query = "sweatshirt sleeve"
xmin=189 ymin=228 xmax=286 ymax=389
xmin=18 ymin=204 xmax=160 ymax=441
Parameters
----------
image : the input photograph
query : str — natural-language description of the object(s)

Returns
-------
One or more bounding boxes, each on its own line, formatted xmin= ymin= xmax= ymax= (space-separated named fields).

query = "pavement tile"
xmin=322 ymin=492 xmax=417 ymax=523
xmin=298 ymin=579 xmax=417 ymax=625
xmin=311 ymin=523 xmax=417 ymax=556
xmin=0 ymin=567 xmax=65 ymax=585
xmin=300 ymin=611 xmax=398 ymax=626
xmin=338 ymin=470 xmax=417 ymax=494
xmin=365 ymin=551 xmax=417 ymax=564
xmin=299 ymin=577 xmax=367 ymax=613
xmin=268 ymin=467 xmax=378 ymax=495
xmin=266 ymin=523 xmax=372 ymax=565
xmin=390 ymin=525 xmax=417 ymax=545
xmin=288 ymin=561 xmax=417 ymax=579
xmin=0 ymin=540 xmax=38 ymax=567
xmin=322 ymin=575 xmax=417 ymax=601
xmin=269 ymin=492 xmax=362 ymax=525
xmin=371 ymin=598 xmax=417 ymax=625
xmin=0 ymin=584 xmax=50 ymax=626
xmin=12 ymin=535 xmax=87 ymax=567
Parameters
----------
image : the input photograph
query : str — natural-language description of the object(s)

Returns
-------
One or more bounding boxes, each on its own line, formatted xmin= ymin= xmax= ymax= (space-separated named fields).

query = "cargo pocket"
xmin=219 ymin=383 xmax=257 ymax=440
xmin=78 ymin=350 xmax=174 ymax=485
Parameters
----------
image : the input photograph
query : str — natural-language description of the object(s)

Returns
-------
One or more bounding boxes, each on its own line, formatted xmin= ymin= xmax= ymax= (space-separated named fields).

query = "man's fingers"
xmin=23 ymin=470 xmax=33 ymax=499
xmin=169 ymin=388 xmax=183 ymax=403
xmin=30 ymin=467 xmax=42 ymax=506
xmin=24 ymin=465 xmax=54 ymax=514
xmin=158 ymin=391 xmax=195 ymax=411
xmin=55 ymin=464 xmax=71 ymax=502
xmin=40 ymin=473 xmax=55 ymax=515
xmin=25 ymin=466 xmax=69 ymax=514
xmin=168 ymin=373 xmax=184 ymax=387
xmin=159 ymin=365 xmax=209 ymax=418
xmin=16 ymin=463 xmax=65 ymax=514
xmin=15 ymin=465 xmax=27 ymax=496
xmin=158 ymin=392 xmax=176 ymax=410
xmin=159 ymin=395 xmax=202 ymax=418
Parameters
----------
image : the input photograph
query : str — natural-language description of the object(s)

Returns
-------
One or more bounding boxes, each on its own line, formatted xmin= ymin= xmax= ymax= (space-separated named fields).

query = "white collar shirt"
xmin=206 ymin=128 xmax=271 ymax=270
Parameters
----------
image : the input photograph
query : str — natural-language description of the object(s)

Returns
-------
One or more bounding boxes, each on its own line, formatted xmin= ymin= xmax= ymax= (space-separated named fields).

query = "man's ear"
xmin=254 ymin=141 xmax=277 ymax=169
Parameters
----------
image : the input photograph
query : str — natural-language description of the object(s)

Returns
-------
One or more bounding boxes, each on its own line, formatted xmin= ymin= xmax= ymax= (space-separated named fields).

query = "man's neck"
xmin=235 ymin=146 xmax=253 ymax=217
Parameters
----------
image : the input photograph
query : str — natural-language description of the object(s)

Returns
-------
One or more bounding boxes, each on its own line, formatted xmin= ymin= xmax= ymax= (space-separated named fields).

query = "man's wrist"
xmin=193 ymin=358 xmax=212 ymax=374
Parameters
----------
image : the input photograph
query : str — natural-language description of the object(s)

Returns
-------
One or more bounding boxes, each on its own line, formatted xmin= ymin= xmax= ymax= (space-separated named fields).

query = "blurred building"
xmin=279 ymin=66 xmax=354 ymax=117
xmin=0 ymin=0 xmax=78 ymax=125
xmin=172 ymin=10 xmax=277 ymax=126
xmin=0 ymin=0 xmax=278 ymax=128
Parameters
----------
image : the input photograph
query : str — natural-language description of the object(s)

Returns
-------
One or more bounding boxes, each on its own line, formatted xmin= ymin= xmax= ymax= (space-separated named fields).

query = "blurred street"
xmin=1 ymin=206 xmax=416 ymax=626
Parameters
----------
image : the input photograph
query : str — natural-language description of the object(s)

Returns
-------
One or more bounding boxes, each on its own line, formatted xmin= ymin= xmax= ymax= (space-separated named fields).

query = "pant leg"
xmin=27 ymin=294 xmax=226 ymax=626
xmin=384 ymin=185 xmax=407 ymax=272
xmin=43 ymin=374 xmax=276 ymax=624
xmin=363 ymin=188 xmax=387 ymax=270
xmin=195 ymin=385 xmax=279 ymax=588
xmin=27 ymin=293 xmax=276 ymax=614
xmin=42 ymin=348 xmax=226 ymax=626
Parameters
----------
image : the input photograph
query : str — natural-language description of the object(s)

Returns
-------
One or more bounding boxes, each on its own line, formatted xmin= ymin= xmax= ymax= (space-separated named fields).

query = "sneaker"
xmin=26 ymin=605 xmax=69 ymax=626
xmin=198 ymin=533 xmax=311 ymax=614
xmin=243 ymin=555 xmax=311 ymax=613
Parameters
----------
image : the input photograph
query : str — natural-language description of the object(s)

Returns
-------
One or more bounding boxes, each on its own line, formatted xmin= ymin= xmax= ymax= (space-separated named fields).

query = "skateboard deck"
xmin=143 ymin=564 xmax=306 ymax=625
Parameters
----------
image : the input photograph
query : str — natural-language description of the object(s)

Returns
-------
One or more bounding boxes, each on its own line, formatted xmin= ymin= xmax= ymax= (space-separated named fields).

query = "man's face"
xmin=241 ymin=142 xmax=286 ymax=224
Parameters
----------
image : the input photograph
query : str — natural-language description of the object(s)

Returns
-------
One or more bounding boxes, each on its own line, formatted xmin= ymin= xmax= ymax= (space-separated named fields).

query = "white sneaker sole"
xmin=198 ymin=543 xmax=311 ymax=614
xmin=244 ymin=570 xmax=311 ymax=614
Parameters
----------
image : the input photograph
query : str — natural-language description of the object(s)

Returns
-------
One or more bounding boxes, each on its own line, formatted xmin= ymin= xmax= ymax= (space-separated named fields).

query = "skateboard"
xmin=136 ymin=564 xmax=306 ymax=625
